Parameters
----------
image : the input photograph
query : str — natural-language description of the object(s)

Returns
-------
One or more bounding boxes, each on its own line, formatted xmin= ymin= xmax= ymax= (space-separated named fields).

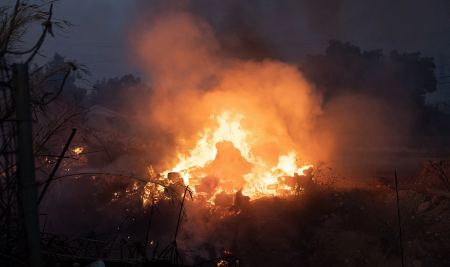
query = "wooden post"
xmin=13 ymin=64 xmax=42 ymax=266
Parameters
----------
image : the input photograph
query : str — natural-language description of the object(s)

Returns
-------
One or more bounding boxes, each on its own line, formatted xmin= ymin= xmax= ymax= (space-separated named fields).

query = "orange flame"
xmin=158 ymin=111 xmax=312 ymax=202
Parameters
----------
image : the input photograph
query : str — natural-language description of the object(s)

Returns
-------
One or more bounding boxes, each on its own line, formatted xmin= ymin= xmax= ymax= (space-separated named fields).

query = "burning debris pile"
xmin=143 ymin=111 xmax=314 ymax=206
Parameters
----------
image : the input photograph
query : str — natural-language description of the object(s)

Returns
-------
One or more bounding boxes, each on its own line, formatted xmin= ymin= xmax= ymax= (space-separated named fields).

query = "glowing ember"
xmin=72 ymin=146 xmax=84 ymax=155
xmin=153 ymin=111 xmax=313 ymax=203
xmin=216 ymin=259 xmax=228 ymax=267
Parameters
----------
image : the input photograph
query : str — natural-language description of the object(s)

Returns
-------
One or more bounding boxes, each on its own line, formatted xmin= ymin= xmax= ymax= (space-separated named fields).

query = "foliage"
xmin=303 ymin=40 xmax=436 ymax=107
xmin=90 ymin=74 xmax=146 ymax=111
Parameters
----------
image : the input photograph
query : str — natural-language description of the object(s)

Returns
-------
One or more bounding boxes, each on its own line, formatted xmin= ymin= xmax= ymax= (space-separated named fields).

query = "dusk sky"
xmin=17 ymin=0 xmax=450 ymax=99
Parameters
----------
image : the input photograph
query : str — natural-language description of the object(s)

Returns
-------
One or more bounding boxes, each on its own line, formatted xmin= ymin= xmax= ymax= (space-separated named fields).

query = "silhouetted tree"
xmin=302 ymin=40 xmax=441 ymax=134
xmin=90 ymin=74 xmax=151 ymax=113
xmin=40 ymin=53 xmax=87 ymax=103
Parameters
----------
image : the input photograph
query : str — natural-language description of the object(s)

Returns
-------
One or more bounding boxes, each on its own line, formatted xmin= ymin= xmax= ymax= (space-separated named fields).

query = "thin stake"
xmin=158 ymin=186 xmax=191 ymax=264
xmin=174 ymin=186 xmax=190 ymax=243
xmin=37 ymin=128 xmax=77 ymax=204
xmin=394 ymin=171 xmax=405 ymax=267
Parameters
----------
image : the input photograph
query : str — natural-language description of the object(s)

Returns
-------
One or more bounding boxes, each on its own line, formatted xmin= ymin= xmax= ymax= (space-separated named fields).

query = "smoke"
xmin=131 ymin=0 xmax=449 ymax=62
xmin=316 ymin=93 xmax=414 ymax=176
xmin=130 ymin=12 xmax=329 ymax=173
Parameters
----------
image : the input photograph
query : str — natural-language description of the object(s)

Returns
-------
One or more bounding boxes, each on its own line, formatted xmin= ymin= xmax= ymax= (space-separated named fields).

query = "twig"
xmin=26 ymin=4 xmax=53 ymax=64
xmin=35 ymin=111 xmax=79 ymax=154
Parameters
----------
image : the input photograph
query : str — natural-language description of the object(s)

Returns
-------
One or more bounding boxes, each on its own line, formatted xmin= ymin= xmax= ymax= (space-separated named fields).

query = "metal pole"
xmin=13 ymin=63 xmax=42 ymax=267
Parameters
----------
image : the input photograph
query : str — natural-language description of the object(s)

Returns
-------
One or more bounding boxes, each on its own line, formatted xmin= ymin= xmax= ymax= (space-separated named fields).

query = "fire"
xmin=72 ymin=146 xmax=84 ymax=155
xmin=134 ymin=13 xmax=324 ymax=206
xmin=157 ymin=111 xmax=313 ymax=203
xmin=164 ymin=112 xmax=250 ymax=184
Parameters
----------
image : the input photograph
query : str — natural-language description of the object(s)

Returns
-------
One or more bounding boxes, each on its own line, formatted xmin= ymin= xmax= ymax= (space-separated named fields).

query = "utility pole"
xmin=13 ymin=63 xmax=42 ymax=267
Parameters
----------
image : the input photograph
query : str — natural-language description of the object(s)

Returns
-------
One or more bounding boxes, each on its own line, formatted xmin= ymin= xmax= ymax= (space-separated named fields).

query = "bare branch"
xmin=24 ymin=3 xmax=53 ymax=64
xmin=0 ymin=0 xmax=20 ymax=57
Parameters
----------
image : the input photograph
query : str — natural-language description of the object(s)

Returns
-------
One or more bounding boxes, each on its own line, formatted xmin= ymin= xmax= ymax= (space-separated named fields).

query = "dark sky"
xmin=14 ymin=0 xmax=450 ymax=98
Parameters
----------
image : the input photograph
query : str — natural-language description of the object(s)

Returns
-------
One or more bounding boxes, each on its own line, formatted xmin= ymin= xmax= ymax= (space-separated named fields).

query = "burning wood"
xmin=142 ymin=112 xmax=314 ymax=206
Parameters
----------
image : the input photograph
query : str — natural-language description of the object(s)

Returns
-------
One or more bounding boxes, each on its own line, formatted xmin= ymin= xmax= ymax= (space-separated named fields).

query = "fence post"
xmin=13 ymin=63 xmax=42 ymax=266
